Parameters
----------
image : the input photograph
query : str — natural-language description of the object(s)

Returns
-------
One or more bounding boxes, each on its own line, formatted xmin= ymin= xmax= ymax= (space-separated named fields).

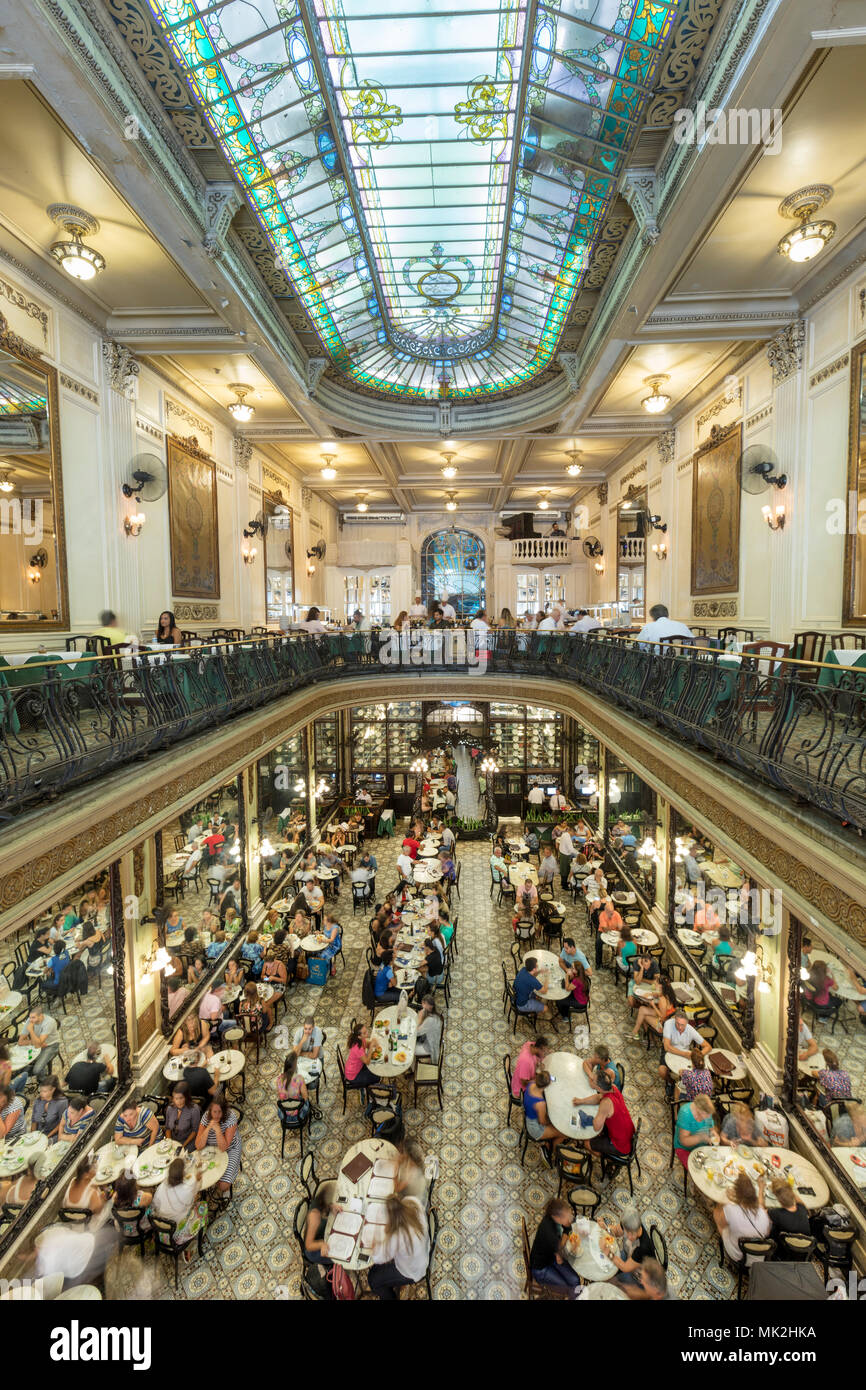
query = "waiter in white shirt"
xmin=569 ymin=609 xmax=603 ymax=633
xmin=440 ymin=596 xmax=456 ymax=622
xmin=635 ymin=603 xmax=694 ymax=647
xmin=549 ymin=789 xmax=568 ymax=811
xmin=409 ymin=595 xmax=427 ymax=618
xmin=527 ymin=783 xmax=546 ymax=805
xmin=397 ymin=851 xmax=414 ymax=882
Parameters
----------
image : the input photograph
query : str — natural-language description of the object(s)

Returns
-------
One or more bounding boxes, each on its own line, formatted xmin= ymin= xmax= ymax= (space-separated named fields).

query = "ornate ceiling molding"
xmin=658 ymin=429 xmax=676 ymax=464
xmin=809 ymin=353 xmax=849 ymax=390
xmin=621 ymin=168 xmax=659 ymax=245
xmin=202 ymin=182 xmax=242 ymax=259
xmin=0 ymin=275 xmax=49 ymax=342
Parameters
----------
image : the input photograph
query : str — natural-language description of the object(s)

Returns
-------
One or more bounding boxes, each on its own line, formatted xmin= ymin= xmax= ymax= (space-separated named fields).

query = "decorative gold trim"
xmin=169 ymin=431 xmax=212 ymax=463
xmin=809 ymin=352 xmax=850 ymax=390
xmin=0 ymin=319 xmax=69 ymax=632
xmin=60 ymin=373 xmax=99 ymax=406
xmin=136 ymin=415 xmax=164 ymax=442
xmin=0 ymin=279 xmax=49 ymax=342
xmin=165 ymin=397 xmax=213 ymax=446
xmin=843 ymin=338 xmax=866 ymax=627
xmin=745 ymin=404 xmax=773 ymax=429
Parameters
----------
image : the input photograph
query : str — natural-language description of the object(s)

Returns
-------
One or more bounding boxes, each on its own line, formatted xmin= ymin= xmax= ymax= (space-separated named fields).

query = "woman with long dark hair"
xmin=154 ymin=610 xmax=183 ymax=645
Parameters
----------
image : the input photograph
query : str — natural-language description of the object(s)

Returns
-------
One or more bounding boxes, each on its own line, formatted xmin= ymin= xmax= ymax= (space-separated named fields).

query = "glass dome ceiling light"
xmin=777 ymin=185 xmax=836 ymax=264
xmin=48 ymin=205 xmax=105 ymax=281
xmin=641 ymin=375 xmax=671 ymax=415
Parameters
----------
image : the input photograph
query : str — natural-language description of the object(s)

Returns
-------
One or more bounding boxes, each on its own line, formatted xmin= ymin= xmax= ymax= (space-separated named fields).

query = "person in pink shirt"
xmin=511 ymin=1037 xmax=550 ymax=1098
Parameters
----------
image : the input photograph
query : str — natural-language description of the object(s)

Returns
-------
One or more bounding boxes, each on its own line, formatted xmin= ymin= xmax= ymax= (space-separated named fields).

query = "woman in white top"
xmin=150 ymin=1157 xmax=207 ymax=1253
xmin=714 ymin=1173 xmax=771 ymax=1265
xmin=300 ymin=606 xmax=328 ymax=634
xmin=367 ymin=1194 xmax=430 ymax=1299
xmin=64 ymin=1155 xmax=110 ymax=1225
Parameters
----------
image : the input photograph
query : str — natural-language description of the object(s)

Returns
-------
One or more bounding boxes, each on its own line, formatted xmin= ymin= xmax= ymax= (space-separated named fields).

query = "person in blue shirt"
xmin=711 ymin=925 xmax=734 ymax=979
xmin=205 ymin=930 xmax=228 ymax=961
xmin=374 ymin=949 xmax=400 ymax=1003
xmin=42 ymin=941 xmax=71 ymax=997
xmin=621 ymin=832 xmax=637 ymax=848
xmin=358 ymin=850 xmax=378 ymax=875
xmin=559 ymin=938 xmax=592 ymax=977
xmin=241 ymin=930 xmax=265 ymax=979
xmin=513 ymin=958 xmax=550 ymax=1020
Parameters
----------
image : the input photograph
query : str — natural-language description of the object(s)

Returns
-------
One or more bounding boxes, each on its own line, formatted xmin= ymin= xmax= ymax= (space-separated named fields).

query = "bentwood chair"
xmin=650 ymin=1224 xmax=669 ymax=1270
xmin=277 ymin=1098 xmax=311 ymax=1159
xmin=599 ymin=1117 xmax=642 ymax=1197
xmin=503 ymin=1054 xmax=523 ymax=1128
xmin=151 ymin=1215 xmax=205 ymax=1290
xmin=413 ymin=1038 xmax=445 ymax=1110
xmin=734 ymin=1236 xmax=776 ymax=1298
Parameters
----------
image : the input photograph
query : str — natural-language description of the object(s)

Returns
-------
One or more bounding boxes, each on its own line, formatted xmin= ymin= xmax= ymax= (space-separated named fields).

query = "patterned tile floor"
xmin=103 ymin=760 xmax=743 ymax=1302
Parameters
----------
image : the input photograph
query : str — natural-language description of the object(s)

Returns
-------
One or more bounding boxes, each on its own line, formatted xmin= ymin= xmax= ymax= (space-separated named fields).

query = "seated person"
xmin=605 ymin=1208 xmax=655 ymax=1289
xmin=815 ymin=1047 xmax=853 ymax=1106
xmin=319 ymin=913 xmax=342 ymax=967
xmin=170 ymin=1014 xmax=212 ymax=1058
xmin=528 ymin=1198 xmax=581 ymax=1295
xmin=557 ymin=960 xmax=590 ymax=1018
xmin=711 ymin=926 xmax=735 ymax=979
xmin=65 ymin=1044 xmax=115 ymax=1096
xmin=768 ymin=1179 xmax=811 ymax=1239
xmin=114 ymin=1099 xmax=159 ymax=1150
xmin=560 ymin=938 xmax=591 ymax=977
xmin=675 ymin=1047 xmax=714 ymax=1104
xmin=414 ymin=997 xmax=442 ymax=1062
xmin=797 ymin=1019 xmax=818 ymax=1061
xmin=17 ymin=1007 xmax=61 ymax=1082
xmin=513 ymin=957 xmax=550 ymax=1021
xmin=660 ymin=1011 xmax=711 ymax=1084
xmin=150 ymin=1156 xmax=207 ymax=1250
xmin=713 ymin=1173 xmax=771 ymax=1265
xmin=831 ymin=1100 xmax=866 ymax=1146
xmin=292 ymin=1016 xmax=323 ymax=1059
xmin=241 ymin=930 xmax=265 ymax=979
xmin=803 ymin=960 xmax=836 ymax=1011
xmin=344 ymin=1022 xmax=378 ymax=1091
xmin=517 ymin=880 xmax=538 ymax=918
xmin=374 ymin=950 xmax=400 ymax=1005
xmin=302 ymin=880 xmax=325 ymax=918
xmin=581 ymin=1044 xmax=619 ymax=1093
xmin=490 ymin=848 xmax=508 ymax=882
xmin=182 ymin=1049 xmax=222 ymax=1101
xmin=523 ymin=1070 xmax=565 ymax=1152
xmin=0 ymin=1083 xmax=27 ymax=1138
xmin=0 ymin=1153 xmax=40 ymax=1209
xmin=56 ymin=1093 xmax=95 ymax=1144
xmin=206 ymin=930 xmax=229 ymax=961
xmin=40 ymin=942 xmax=71 ymax=998
xmin=675 ymin=1094 xmax=718 ymax=1166
xmin=64 ymin=1156 xmax=108 ymax=1221
xmin=30 ymin=1077 xmax=67 ymax=1138
xmin=237 ymin=982 xmax=266 ymax=1037
xmin=720 ymin=1102 xmax=767 ymax=1147
xmin=579 ymin=1071 xmax=635 ymax=1161
xmin=163 ymin=1082 xmax=202 ymax=1149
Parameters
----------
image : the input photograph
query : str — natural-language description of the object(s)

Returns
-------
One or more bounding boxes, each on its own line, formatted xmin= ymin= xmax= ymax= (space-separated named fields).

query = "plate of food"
xmin=393 ymin=1051 xmax=407 ymax=1063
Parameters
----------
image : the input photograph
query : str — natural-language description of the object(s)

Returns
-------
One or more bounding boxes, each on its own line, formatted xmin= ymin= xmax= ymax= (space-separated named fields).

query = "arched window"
xmin=420 ymin=529 xmax=485 ymax=617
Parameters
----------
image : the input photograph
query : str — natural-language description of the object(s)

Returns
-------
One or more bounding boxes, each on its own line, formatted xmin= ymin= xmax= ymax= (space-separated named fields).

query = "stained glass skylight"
xmin=147 ymin=0 xmax=676 ymax=400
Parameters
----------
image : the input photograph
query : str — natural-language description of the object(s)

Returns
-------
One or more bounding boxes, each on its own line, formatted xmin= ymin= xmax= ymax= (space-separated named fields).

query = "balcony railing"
xmin=618 ymin=537 xmax=645 ymax=562
xmin=1 ymin=631 xmax=865 ymax=832
xmin=511 ymin=536 xmax=570 ymax=563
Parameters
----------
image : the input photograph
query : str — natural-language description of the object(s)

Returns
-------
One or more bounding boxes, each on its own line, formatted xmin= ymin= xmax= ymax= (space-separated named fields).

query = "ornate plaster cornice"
xmin=767 ymin=320 xmax=806 ymax=385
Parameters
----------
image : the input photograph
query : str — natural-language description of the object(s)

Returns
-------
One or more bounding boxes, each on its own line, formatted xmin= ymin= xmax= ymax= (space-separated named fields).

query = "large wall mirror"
xmin=0 ymin=865 xmax=123 ymax=1240
xmin=789 ymin=914 xmax=866 ymax=1207
xmin=263 ymin=492 xmax=294 ymax=627
xmin=0 ymin=316 xmax=68 ymax=629
xmin=154 ymin=777 xmax=247 ymax=1032
xmin=843 ymin=339 xmax=866 ymax=625
xmin=615 ymin=486 xmax=646 ymax=624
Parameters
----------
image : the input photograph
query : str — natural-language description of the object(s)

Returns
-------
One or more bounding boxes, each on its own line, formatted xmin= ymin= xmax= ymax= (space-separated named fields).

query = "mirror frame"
xmin=843 ymin=337 xmax=866 ymax=626
xmin=784 ymin=913 xmax=866 ymax=1213
xmin=263 ymin=490 xmax=294 ymax=625
xmin=0 ymin=314 xmax=69 ymax=631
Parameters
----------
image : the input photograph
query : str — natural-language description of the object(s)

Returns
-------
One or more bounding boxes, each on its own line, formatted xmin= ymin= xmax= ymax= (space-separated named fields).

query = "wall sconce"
xmin=258 ymin=836 xmax=274 ymax=862
xmin=594 ymin=560 xmax=605 ymax=575
xmin=141 ymin=944 xmax=175 ymax=980
xmin=27 ymin=548 xmax=48 ymax=583
xmin=306 ymin=560 xmax=316 ymax=576
xmin=762 ymin=503 xmax=785 ymax=531
xmin=637 ymin=836 xmax=660 ymax=862
xmin=124 ymin=510 xmax=146 ymax=538
xmin=242 ymin=541 xmax=257 ymax=564
xmin=480 ymin=757 xmax=498 ymax=775
xmin=651 ymin=540 xmax=668 ymax=560
xmin=735 ymin=944 xmax=775 ymax=994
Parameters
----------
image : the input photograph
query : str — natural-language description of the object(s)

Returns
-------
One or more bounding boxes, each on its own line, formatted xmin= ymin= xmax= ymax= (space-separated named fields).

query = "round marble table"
xmin=368 ymin=1007 xmax=417 ymax=1079
xmin=54 ymin=1285 xmax=103 ymax=1300
xmin=665 ymin=1047 xmax=746 ymax=1082
xmin=611 ymin=891 xmax=636 ymax=907
xmin=0 ymin=991 xmax=23 ymax=1018
xmin=93 ymin=1140 xmax=129 ymax=1186
xmin=509 ymin=864 xmax=538 ymax=887
xmin=543 ymin=1052 xmax=600 ymax=1139
xmin=299 ymin=933 xmax=329 ymax=955
xmin=413 ymin=864 xmax=443 ymax=885
xmin=524 ymin=949 xmax=570 ymax=1001
xmin=687 ymin=1144 xmax=829 ymax=1210
xmin=564 ymin=1219 xmax=619 ymax=1283
xmin=163 ymin=1047 xmax=245 ymax=1084
xmin=580 ymin=1281 xmax=628 ymax=1301
xmin=0 ymin=1131 xmax=48 ymax=1178
xmin=133 ymin=1139 xmax=228 ymax=1190
xmin=831 ymin=1146 xmax=866 ymax=1188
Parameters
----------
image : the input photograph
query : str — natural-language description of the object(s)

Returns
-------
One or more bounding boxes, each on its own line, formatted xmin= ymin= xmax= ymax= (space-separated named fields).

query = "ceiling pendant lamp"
xmin=444 ymin=490 xmax=458 ymax=512
xmin=48 ymin=205 xmax=105 ymax=281
xmin=356 ymin=493 xmax=369 ymax=512
xmin=537 ymin=489 xmax=551 ymax=510
xmin=565 ymin=449 xmax=583 ymax=477
xmin=777 ymin=185 xmax=836 ymax=264
xmin=641 ymin=374 xmax=671 ymax=415
xmin=440 ymin=450 xmax=458 ymax=480
xmin=320 ymin=441 xmax=337 ymax=480
xmin=228 ymin=384 xmax=255 ymax=422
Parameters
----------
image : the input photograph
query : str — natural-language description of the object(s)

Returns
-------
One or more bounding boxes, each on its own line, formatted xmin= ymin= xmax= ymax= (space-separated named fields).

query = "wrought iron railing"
xmin=1 ymin=630 xmax=864 ymax=832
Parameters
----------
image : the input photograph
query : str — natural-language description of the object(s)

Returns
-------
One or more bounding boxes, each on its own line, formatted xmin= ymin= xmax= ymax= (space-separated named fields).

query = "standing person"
xmin=557 ymin=824 xmax=576 ymax=888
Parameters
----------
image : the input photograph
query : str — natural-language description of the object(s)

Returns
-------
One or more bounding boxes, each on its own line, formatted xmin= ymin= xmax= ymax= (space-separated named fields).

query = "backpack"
xmin=58 ymin=958 xmax=88 ymax=998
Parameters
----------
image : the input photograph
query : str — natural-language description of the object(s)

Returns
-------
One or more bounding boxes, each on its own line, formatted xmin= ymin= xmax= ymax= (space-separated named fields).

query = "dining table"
xmin=163 ymin=1047 xmax=245 ymax=1084
xmin=831 ymin=1147 xmax=866 ymax=1188
xmin=93 ymin=1139 xmax=131 ymax=1186
xmin=665 ymin=1047 xmax=746 ymax=1081
xmin=610 ymin=890 xmax=636 ymax=907
xmin=509 ymin=863 xmax=539 ymax=887
xmin=368 ymin=1006 xmax=417 ymax=1078
xmin=563 ymin=1219 xmax=619 ymax=1283
xmin=132 ymin=1138 xmax=228 ymax=1190
xmin=0 ymin=991 xmax=23 ymax=1018
xmin=299 ymin=932 xmax=329 ymax=955
xmin=816 ymin=648 xmax=866 ymax=689
xmin=524 ymin=949 xmax=570 ymax=1001
xmin=579 ymin=1282 xmax=628 ymax=1301
xmin=701 ymin=863 xmax=744 ymax=890
xmin=325 ymin=1137 xmax=400 ymax=1271
xmin=687 ymin=1144 xmax=829 ymax=1210
xmin=413 ymin=863 xmax=443 ymax=885
xmin=543 ymin=1051 xmax=601 ymax=1139
xmin=0 ymin=1130 xmax=49 ymax=1178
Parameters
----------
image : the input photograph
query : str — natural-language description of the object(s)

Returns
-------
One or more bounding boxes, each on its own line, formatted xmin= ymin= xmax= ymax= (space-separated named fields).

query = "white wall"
xmin=0 ymin=262 xmax=338 ymax=647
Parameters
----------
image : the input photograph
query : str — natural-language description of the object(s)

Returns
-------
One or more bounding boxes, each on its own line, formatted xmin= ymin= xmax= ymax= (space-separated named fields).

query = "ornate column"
xmin=100 ymin=340 xmax=142 ymax=633
xmin=765 ymin=321 xmax=805 ymax=641
xmin=304 ymin=724 xmax=317 ymax=841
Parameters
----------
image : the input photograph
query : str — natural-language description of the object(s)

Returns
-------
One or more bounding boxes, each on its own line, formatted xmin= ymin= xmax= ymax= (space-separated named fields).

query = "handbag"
xmin=295 ymin=958 xmax=309 ymax=982
xmin=328 ymin=1263 xmax=356 ymax=1300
